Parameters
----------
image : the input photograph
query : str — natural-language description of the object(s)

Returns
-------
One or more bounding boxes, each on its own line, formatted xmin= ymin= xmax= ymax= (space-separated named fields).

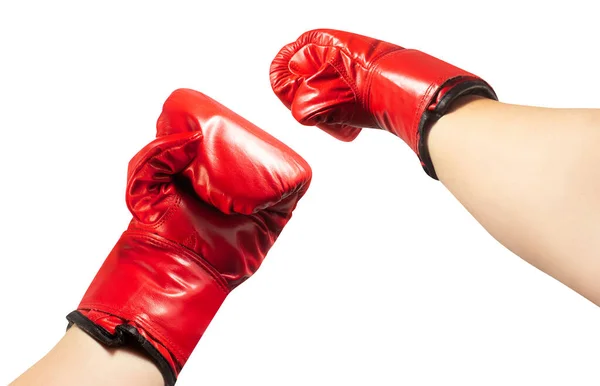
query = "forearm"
xmin=428 ymin=96 xmax=600 ymax=304
xmin=10 ymin=326 xmax=162 ymax=386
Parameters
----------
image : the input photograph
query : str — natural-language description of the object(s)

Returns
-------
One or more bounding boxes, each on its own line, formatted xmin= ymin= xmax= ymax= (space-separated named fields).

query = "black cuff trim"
xmin=417 ymin=79 xmax=498 ymax=180
xmin=66 ymin=311 xmax=177 ymax=386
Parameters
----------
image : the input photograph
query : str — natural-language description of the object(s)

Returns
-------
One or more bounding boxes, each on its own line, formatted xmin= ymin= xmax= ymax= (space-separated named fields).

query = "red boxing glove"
xmin=270 ymin=29 xmax=497 ymax=179
xmin=67 ymin=89 xmax=312 ymax=385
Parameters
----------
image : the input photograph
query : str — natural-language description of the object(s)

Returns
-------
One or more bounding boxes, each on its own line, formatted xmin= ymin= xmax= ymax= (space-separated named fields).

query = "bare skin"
xmin=429 ymin=96 xmax=600 ymax=305
xmin=10 ymin=326 xmax=163 ymax=386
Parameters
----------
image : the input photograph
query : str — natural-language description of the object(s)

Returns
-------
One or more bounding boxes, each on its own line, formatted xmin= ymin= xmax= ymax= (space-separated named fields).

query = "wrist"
xmin=418 ymin=79 xmax=497 ymax=179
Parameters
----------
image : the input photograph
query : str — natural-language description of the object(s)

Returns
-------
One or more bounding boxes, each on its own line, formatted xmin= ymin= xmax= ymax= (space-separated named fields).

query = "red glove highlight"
xmin=67 ymin=89 xmax=312 ymax=385
xmin=270 ymin=29 xmax=497 ymax=178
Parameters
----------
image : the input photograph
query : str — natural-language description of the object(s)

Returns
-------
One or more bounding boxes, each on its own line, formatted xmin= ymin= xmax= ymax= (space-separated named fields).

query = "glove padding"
xmin=67 ymin=89 xmax=312 ymax=386
xmin=270 ymin=29 xmax=497 ymax=178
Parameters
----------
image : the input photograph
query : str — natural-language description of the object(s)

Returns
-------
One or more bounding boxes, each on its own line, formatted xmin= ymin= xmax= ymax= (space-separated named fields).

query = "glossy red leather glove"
xmin=270 ymin=29 xmax=497 ymax=179
xmin=67 ymin=88 xmax=312 ymax=385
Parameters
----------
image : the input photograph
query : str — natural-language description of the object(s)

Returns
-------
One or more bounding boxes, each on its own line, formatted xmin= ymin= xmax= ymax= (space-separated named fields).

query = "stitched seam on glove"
xmin=323 ymin=55 xmax=360 ymax=124
xmin=126 ymin=134 xmax=201 ymax=223
xmin=124 ymin=230 xmax=230 ymax=292
xmin=291 ymin=42 xmax=402 ymax=72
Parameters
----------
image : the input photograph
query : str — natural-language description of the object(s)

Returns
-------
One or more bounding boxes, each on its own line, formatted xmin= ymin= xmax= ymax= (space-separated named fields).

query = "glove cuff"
xmin=66 ymin=309 xmax=178 ymax=385
xmin=418 ymin=77 xmax=497 ymax=179
xmin=68 ymin=230 xmax=230 ymax=385
xmin=368 ymin=49 xmax=497 ymax=179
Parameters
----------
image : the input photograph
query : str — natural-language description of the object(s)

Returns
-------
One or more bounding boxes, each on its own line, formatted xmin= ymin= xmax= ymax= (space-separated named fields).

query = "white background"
xmin=1 ymin=1 xmax=599 ymax=385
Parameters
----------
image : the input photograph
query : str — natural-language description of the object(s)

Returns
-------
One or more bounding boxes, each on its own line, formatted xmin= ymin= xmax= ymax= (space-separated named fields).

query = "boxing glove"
xmin=67 ymin=88 xmax=312 ymax=385
xmin=270 ymin=29 xmax=497 ymax=179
